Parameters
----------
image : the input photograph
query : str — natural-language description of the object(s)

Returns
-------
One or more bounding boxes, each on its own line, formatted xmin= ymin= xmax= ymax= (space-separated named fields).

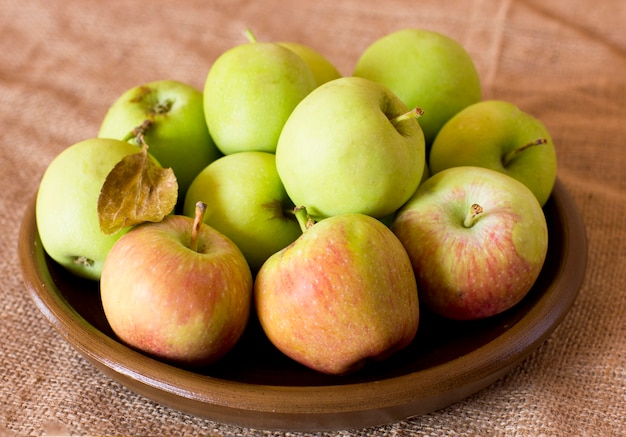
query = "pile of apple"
xmin=35 ymin=28 xmax=557 ymax=375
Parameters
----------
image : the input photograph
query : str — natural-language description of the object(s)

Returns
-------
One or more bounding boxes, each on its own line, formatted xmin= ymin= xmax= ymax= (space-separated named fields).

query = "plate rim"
xmin=18 ymin=177 xmax=588 ymax=431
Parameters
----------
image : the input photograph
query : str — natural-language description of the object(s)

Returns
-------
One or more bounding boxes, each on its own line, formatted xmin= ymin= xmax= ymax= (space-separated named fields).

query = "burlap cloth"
xmin=1 ymin=0 xmax=624 ymax=435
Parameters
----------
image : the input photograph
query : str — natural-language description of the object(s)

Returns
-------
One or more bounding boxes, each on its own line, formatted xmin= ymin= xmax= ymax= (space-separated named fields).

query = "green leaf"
xmin=98 ymin=140 xmax=178 ymax=235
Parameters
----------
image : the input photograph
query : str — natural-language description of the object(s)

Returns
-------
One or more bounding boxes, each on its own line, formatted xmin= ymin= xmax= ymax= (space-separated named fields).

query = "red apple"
xmin=254 ymin=209 xmax=420 ymax=375
xmin=100 ymin=203 xmax=253 ymax=367
xmin=391 ymin=166 xmax=548 ymax=320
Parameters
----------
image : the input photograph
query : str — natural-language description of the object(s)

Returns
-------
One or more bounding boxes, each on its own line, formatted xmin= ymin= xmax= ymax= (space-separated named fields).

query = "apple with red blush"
xmin=100 ymin=202 xmax=253 ymax=367
xmin=254 ymin=208 xmax=420 ymax=375
xmin=391 ymin=166 xmax=548 ymax=320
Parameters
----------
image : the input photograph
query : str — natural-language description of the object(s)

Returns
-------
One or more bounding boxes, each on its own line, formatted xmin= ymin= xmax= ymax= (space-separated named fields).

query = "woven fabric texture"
xmin=1 ymin=0 xmax=625 ymax=435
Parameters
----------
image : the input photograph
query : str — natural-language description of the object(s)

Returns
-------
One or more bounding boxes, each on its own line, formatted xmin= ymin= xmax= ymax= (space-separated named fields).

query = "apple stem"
xmin=294 ymin=206 xmax=315 ymax=233
xmin=190 ymin=201 xmax=207 ymax=252
xmin=463 ymin=203 xmax=484 ymax=228
xmin=390 ymin=107 xmax=424 ymax=126
xmin=122 ymin=119 xmax=153 ymax=143
xmin=243 ymin=28 xmax=258 ymax=43
xmin=502 ymin=138 xmax=548 ymax=166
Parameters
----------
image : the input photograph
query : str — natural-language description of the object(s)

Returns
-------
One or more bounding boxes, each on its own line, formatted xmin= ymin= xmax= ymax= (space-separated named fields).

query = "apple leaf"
xmin=98 ymin=139 xmax=178 ymax=235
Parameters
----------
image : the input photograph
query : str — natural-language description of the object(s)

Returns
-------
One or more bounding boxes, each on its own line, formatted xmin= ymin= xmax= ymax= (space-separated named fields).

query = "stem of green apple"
xmin=502 ymin=138 xmax=548 ymax=166
xmin=294 ymin=206 xmax=315 ymax=233
xmin=190 ymin=201 xmax=207 ymax=252
xmin=243 ymin=28 xmax=258 ymax=43
xmin=463 ymin=203 xmax=484 ymax=228
xmin=122 ymin=119 xmax=153 ymax=143
xmin=390 ymin=107 xmax=424 ymax=126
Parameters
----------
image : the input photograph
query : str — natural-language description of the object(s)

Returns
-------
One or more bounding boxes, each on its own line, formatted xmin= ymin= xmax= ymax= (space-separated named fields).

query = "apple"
xmin=353 ymin=28 xmax=482 ymax=146
xmin=391 ymin=166 xmax=548 ymax=320
xmin=428 ymin=100 xmax=557 ymax=206
xmin=98 ymin=79 xmax=221 ymax=199
xmin=254 ymin=209 xmax=419 ymax=375
xmin=36 ymin=138 xmax=148 ymax=280
xmin=183 ymin=151 xmax=301 ymax=272
xmin=275 ymin=76 xmax=425 ymax=220
xmin=100 ymin=203 xmax=253 ymax=367
xmin=203 ymin=35 xmax=316 ymax=155
xmin=277 ymin=41 xmax=342 ymax=86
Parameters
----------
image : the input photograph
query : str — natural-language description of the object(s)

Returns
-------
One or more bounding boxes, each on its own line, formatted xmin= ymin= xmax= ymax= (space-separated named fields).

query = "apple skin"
xmin=183 ymin=151 xmax=301 ymax=273
xmin=277 ymin=42 xmax=342 ymax=86
xmin=36 ymin=138 xmax=147 ymax=280
xmin=254 ymin=213 xmax=419 ymax=375
xmin=275 ymin=76 xmax=425 ymax=220
xmin=203 ymin=41 xmax=316 ymax=155
xmin=429 ymin=100 xmax=557 ymax=206
xmin=98 ymin=79 xmax=221 ymax=199
xmin=100 ymin=214 xmax=253 ymax=367
xmin=391 ymin=166 xmax=548 ymax=320
xmin=353 ymin=28 xmax=482 ymax=146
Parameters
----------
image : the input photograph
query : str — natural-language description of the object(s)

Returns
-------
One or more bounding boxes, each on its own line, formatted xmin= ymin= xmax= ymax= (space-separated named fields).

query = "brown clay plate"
xmin=18 ymin=178 xmax=587 ymax=432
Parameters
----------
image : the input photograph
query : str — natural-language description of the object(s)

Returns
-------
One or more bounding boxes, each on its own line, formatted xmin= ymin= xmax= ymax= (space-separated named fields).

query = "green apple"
xmin=277 ymin=42 xmax=342 ymax=86
xmin=98 ymin=79 xmax=221 ymax=200
xmin=203 ymin=39 xmax=316 ymax=155
xmin=36 ymin=138 xmax=147 ymax=280
xmin=353 ymin=28 xmax=482 ymax=146
xmin=428 ymin=100 xmax=557 ymax=206
xmin=101 ymin=206 xmax=253 ymax=367
xmin=255 ymin=210 xmax=419 ymax=375
xmin=391 ymin=166 xmax=548 ymax=320
xmin=183 ymin=151 xmax=301 ymax=272
xmin=275 ymin=76 xmax=425 ymax=219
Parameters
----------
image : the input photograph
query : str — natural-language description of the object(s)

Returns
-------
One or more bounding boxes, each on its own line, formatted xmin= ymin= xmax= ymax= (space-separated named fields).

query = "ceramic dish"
xmin=18 ymin=178 xmax=587 ymax=432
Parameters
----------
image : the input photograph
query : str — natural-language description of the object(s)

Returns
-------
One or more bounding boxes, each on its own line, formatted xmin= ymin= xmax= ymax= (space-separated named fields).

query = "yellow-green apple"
xmin=254 ymin=209 xmax=420 ymax=375
xmin=98 ymin=79 xmax=221 ymax=199
xmin=391 ymin=166 xmax=548 ymax=320
xmin=183 ymin=151 xmax=301 ymax=273
xmin=353 ymin=28 xmax=482 ymax=146
xmin=275 ymin=76 xmax=425 ymax=220
xmin=100 ymin=203 xmax=253 ymax=368
xmin=428 ymin=100 xmax=557 ymax=206
xmin=277 ymin=41 xmax=342 ymax=86
xmin=36 ymin=138 xmax=148 ymax=280
xmin=203 ymin=37 xmax=316 ymax=155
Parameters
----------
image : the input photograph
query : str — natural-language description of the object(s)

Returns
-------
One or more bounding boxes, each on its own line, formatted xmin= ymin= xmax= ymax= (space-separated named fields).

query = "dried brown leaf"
xmin=98 ymin=141 xmax=178 ymax=235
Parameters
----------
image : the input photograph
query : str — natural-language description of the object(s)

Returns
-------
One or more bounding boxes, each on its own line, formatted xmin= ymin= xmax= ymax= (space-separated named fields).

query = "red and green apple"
xmin=391 ymin=166 xmax=548 ymax=320
xmin=255 ymin=209 xmax=420 ymax=375
xmin=100 ymin=203 xmax=253 ymax=367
